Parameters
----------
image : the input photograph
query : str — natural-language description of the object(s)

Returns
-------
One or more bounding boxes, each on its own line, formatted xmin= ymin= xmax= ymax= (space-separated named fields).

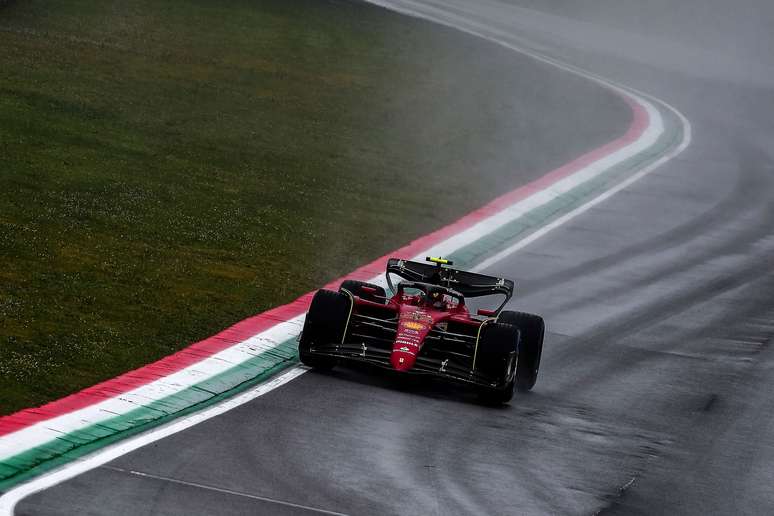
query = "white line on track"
xmin=102 ymin=466 xmax=348 ymax=516
xmin=0 ymin=367 xmax=308 ymax=515
xmin=472 ymin=127 xmax=691 ymax=272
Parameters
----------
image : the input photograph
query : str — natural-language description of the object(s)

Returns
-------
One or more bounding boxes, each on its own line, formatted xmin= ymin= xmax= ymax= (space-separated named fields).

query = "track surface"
xmin=18 ymin=0 xmax=774 ymax=514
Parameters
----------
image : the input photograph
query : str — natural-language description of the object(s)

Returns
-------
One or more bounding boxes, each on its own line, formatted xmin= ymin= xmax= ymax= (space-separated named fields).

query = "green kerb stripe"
xmin=0 ymin=340 xmax=298 ymax=491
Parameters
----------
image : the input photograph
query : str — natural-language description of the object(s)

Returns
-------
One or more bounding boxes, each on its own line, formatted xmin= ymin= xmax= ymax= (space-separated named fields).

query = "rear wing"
xmin=386 ymin=257 xmax=514 ymax=310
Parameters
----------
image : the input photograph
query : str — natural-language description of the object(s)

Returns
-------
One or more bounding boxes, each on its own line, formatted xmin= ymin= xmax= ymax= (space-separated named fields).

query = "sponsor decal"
xmin=403 ymin=321 xmax=425 ymax=331
xmin=409 ymin=312 xmax=433 ymax=323
xmin=403 ymin=328 xmax=420 ymax=336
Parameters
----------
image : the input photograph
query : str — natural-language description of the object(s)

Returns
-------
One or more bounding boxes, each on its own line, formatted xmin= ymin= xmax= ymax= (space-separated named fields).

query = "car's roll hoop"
xmin=385 ymin=257 xmax=514 ymax=313
xmin=426 ymin=256 xmax=453 ymax=266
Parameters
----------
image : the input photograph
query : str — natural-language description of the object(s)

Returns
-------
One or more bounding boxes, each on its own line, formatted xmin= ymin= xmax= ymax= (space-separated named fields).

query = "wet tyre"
xmin=339 ymin=280 xmax=386 ymax=303
xmin=298 ymin=289 xmax=351 ymax=370
xmin=498 ymin=311 xmax=545 ymax=392
xmin=476 ymin=322 xmax=520 ymax=404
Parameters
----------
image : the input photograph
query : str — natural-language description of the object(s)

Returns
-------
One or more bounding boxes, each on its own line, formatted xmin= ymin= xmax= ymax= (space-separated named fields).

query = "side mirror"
xmin=477 ymin=309 xmax=496 ymax=317
xmin=361 ymin=286 xmax=377 ymax=295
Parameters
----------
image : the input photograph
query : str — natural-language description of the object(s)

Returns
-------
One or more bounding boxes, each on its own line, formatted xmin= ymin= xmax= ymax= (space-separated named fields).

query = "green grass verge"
xmin=0 ymin=0 xmax=630 ymax=414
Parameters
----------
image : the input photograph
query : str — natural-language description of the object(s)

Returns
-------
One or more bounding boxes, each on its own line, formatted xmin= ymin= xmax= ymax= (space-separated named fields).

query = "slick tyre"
xmin=476 ymin=322 xmax=520 ymax=404
xmin=298 ymin=289 xmax=351 ymax=370
xmin=339 ymin=280 xmax=386 ymax=303
xmin=498 ymin=311 xmax=545 ymax=392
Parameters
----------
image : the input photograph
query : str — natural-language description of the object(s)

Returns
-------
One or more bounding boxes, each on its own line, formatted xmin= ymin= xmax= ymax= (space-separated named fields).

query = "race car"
xmin=298 ymin=257 xmax=545 ymax=403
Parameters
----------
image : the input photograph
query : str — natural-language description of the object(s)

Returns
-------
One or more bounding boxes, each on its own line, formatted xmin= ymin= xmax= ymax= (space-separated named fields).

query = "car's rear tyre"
xmin=498 ymin=311 xmax=545 ymax=392
xmin=339 ymin=280 xmax=386 ymax=303
xmin=476 ymin=322 xmax=520 ymax=404
xmin=298 ymin=289 xmax=351 ymax=370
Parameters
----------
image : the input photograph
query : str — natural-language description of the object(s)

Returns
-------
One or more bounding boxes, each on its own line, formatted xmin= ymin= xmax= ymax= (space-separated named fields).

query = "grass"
xmin=0 ymin=0 xmax=630 ymax=414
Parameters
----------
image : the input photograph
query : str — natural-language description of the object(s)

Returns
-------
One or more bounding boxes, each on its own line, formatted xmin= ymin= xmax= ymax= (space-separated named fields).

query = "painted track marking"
xmin=0 ymin=367 xmax=308 ymax=514
xmin=102 ymin=465 xmax=349 ymax=516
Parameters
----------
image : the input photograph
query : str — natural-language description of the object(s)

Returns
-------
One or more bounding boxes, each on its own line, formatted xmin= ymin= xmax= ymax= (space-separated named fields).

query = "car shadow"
xmin=307 ymin=361 xmax=540 ymax=409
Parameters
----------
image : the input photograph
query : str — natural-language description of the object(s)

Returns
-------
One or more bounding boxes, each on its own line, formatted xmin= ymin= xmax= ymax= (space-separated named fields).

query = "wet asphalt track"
xmin=17 ymin=0 xmax=774 ymax=514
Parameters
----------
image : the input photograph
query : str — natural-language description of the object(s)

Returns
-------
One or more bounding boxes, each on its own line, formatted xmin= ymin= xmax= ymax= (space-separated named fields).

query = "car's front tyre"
xmin=298 ymin=289 xmax=351 ymax=370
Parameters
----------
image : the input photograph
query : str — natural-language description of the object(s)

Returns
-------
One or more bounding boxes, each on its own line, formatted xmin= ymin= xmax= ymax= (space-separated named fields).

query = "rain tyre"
xmin=298 ymin=289 xmax=351 ymax=370
xmin=498 ymin=311 xmax=545 ymax=392
xmin=476 ymin=322 xmax=520 ymax=404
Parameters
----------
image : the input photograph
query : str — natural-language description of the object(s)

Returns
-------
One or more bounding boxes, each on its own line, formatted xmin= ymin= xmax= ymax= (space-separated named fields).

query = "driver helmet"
xmin=429 ymin=288 xmax=446 ymax=309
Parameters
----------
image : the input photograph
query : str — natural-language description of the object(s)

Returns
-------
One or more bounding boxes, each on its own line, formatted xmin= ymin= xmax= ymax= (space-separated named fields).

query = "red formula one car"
xmin=298 ymin=257 xmax=545 ymax=403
